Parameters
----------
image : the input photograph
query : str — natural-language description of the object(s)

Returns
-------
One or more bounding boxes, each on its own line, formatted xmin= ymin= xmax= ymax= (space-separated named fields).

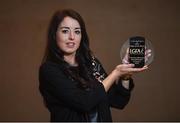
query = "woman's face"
xmin=56 ymin=16 xmax=81 ymax=56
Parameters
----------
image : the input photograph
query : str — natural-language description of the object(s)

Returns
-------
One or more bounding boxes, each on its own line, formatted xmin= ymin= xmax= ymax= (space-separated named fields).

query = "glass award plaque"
xmin=120 ymin=36 xmax=154 ymax=68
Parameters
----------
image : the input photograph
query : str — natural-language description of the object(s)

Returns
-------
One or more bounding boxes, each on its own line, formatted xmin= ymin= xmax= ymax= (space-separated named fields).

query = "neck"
xmin=64 ymin=53 xmax=78 ymax=66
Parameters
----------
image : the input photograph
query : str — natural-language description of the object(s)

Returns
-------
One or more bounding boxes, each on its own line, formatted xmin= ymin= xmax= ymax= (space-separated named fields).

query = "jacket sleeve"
xmin=108 ymin=78 xmax=134 ymax=109
xmin=93 ymin=58 xmax=134 ymax=109
xmin=39 ymin=62 xmax=107 ymax=113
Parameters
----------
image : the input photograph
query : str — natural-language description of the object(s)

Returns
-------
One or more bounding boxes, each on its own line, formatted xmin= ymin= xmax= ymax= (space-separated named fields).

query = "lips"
xmin=66 ymin=42 xmax=75 ymax=48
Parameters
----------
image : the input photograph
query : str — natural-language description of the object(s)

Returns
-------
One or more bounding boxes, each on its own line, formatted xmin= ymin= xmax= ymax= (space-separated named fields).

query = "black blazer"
xmin=39 ymin=59 xmax=134 ymax=122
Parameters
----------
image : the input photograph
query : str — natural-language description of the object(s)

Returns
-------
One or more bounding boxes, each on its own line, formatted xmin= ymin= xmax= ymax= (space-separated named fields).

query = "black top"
xmin=39 ymin=58 xmax=134 ymax=122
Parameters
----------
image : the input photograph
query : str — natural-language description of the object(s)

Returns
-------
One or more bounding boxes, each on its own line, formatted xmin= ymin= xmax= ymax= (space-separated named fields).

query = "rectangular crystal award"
xmin=129 ymin=36 xmax=145 ymax=68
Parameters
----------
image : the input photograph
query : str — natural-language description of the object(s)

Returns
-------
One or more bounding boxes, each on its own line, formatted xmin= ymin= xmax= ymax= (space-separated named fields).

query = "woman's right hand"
xmin=112 ymin=64 xmax=148 ymax=79
xmin=102 ymin=64 xmax=148 ymax=92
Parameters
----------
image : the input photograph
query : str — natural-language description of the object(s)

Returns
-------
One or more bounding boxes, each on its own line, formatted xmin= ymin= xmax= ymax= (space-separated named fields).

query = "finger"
xmin=125 ymin=66 xmax=148 ymax=72
xmin=117 ymin=63 xmax=134 ymax=67
xmin=145 ymin=49 xmax=151 ymax=56
xmin=145 ymin=49 xmax=151 ymax=62
xmin=145 ymin=53 xmax=151 ymax=62
xmin=143 ymin=65 xmax=148 ymax=68
xmin=122 ymin=48 xmax=129 ymax=64
xmin=116 ymin=64 xmax=135 ymax=72
xmin=122 ymin=64 xmax=134 ymax=68
xmin=122 ymin=58 xmax=129 ymax=64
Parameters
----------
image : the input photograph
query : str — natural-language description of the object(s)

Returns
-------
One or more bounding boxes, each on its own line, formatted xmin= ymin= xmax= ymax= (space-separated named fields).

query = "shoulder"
xmin=39 ymin=61 xmax=65 ymax=77
xmin=40 ymin=60 xmax=63 ymax=70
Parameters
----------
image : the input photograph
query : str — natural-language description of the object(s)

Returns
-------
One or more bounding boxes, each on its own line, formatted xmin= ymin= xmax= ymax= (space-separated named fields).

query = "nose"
xmin=69 ymin=31 xmax=75 ymax=40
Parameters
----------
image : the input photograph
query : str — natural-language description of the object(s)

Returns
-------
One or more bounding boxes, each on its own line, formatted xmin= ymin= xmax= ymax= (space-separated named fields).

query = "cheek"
xmin=56 ymin=32 xmax=67 ymax=42
xmin=56 ymin=33 xmax=67 ymax=48
xmin=77 ymin=35 xmax=82 ymax=46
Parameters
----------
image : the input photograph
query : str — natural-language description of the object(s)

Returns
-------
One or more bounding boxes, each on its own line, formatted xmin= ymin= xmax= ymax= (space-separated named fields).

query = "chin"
xmin=64 ymin=50 xmax=76 ymax=55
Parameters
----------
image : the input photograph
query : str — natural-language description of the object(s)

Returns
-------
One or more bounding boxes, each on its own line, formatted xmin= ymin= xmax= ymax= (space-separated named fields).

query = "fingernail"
xmin=130 ymin=64 xmax=135 ymax=67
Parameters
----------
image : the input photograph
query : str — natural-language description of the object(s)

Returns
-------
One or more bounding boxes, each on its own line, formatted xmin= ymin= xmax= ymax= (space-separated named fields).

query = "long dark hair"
xmin=42 ymin=9 xmax=96 ymax=89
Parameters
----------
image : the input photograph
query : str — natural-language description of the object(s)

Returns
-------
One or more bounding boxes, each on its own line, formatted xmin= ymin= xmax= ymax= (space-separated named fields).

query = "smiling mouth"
xmin=66 ymin=42 xmax=75 ymax=48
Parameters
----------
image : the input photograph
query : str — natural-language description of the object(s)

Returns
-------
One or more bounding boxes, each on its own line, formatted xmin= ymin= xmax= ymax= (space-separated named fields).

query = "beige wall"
xmin=0 ymin=0 xmax=180 ymax=121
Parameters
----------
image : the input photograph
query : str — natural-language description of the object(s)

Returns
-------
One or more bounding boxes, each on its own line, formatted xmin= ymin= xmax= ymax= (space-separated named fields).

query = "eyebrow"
xmin=59 ymin=26 xmax=81 ymax=30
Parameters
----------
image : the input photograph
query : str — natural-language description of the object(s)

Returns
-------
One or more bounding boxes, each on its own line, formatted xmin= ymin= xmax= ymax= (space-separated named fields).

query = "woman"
xmin=39 ymin=9 xmax=148 ymax=122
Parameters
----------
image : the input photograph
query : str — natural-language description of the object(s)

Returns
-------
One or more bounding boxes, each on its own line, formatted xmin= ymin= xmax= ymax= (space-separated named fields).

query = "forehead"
xmin=59 ymin=16 xmax=80 ymax=28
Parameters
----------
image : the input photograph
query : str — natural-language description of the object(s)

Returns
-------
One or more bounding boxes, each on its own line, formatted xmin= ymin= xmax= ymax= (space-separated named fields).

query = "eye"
xmin=61 ymin=29 xmax=69 ymax=34
xmin=75 ymin=30 xmax=81 ymax=35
